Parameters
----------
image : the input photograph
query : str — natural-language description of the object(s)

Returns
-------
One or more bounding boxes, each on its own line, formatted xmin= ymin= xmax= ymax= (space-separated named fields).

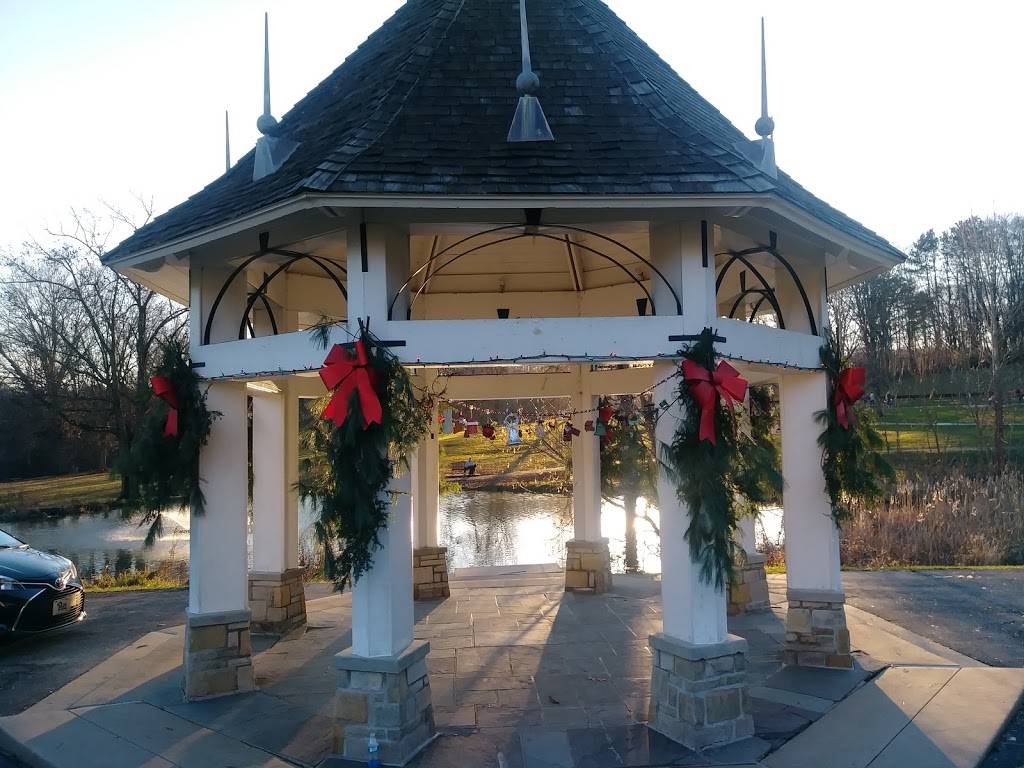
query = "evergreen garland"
xmin=299 ymin=324 xmax=431 ymax=590
xmin=118 ymin=340 xmax=217 ymax=545
xmin=661 ymin=329 xmax=783 ymax=587
xmin=816 ymin=331 xmax=894 ymax=525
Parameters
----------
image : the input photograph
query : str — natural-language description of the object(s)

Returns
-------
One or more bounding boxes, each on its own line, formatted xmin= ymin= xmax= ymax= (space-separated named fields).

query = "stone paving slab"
xmin=765 ymin=666 xmax=959 ymax=768
xmin=867 ymin=668 xmax=1024 ymax=768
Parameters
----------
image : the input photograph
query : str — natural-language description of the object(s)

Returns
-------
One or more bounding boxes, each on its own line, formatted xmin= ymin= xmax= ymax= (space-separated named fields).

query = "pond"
xmin=0 ymin=493 xmax=782 ymax=580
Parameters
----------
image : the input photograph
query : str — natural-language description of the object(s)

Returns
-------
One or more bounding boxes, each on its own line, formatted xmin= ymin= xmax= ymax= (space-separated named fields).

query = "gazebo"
xmin=104 ymin=0 xmax=901 ymax=760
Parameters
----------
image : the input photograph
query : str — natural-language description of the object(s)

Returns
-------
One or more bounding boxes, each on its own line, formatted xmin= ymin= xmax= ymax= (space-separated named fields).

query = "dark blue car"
xmin=0 ymin=528 xmax=85 ymax=635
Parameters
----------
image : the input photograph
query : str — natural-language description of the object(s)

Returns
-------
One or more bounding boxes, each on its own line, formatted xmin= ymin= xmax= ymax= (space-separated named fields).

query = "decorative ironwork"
xmin=388 ymin=223 xmax=683 ymax=321
xmin=202 ymin=233 xmax=347 ymax=345
xmin=714 ymin=235 xmax=818 ymax=335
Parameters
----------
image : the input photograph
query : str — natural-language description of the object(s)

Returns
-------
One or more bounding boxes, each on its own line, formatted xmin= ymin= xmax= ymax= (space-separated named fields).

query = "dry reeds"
xmin=841 ymin=469 xmax=1024 ymax=567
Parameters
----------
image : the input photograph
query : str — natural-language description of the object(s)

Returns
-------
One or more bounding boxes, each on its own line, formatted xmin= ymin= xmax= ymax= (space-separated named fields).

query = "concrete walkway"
xmin=0 ymin=565 xmax=1019 ymax=768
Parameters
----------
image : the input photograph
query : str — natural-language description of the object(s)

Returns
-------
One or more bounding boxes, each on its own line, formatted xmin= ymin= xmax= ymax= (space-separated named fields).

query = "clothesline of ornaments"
xmin=440 ymin=367 xmax=684 ymax=443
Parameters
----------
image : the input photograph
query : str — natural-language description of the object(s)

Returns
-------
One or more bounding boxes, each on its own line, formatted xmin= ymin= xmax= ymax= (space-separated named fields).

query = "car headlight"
xmin=0 ymin=576 xmax=25 ymax=591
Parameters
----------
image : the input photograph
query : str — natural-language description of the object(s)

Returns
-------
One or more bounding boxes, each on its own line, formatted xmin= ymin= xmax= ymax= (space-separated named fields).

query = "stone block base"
xmin=249 ymin=568 xmax=307 ymax=634
xmin=648 ymin=633 xmax=754 ymax=750
xmin=727 ymin=552 xmax=770 ymax=615
xmin=183 ymin=609 xmax=255 ymax=701
xmin=564 ymin=538 xmax=612 ymax=593
xmin=783 ymin=588 xmax=853 ymax=669
xmin=413 ymin=547 xmax=450 ymax=600
xmin=333 ymin=640 xmax=435 ymax=765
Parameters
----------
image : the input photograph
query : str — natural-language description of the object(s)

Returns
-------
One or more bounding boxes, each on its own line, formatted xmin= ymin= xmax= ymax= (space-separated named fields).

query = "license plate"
xmin=52 ymin=592 xmax=81 ymax=616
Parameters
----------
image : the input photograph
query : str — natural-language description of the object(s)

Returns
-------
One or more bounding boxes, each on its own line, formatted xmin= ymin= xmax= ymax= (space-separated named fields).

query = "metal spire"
xmin=754 ymin=18 xmax=774 ymax=139
xmin=753 ymin=17 xmax=777 ymax=177
xmin=253 ymin=12 xmax=299 ymax=181
xmin=507 ymin=0 xmax=554 ymax=143
xmin=257 ymin=12 xmax=277 ymax=136
xmin=224 ymin=110 xmax=231 ymax=172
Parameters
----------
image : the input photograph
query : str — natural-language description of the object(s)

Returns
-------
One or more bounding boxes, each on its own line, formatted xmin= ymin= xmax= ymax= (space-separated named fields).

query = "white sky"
xmin=1 ymin=0 xmax=1021 ymax=252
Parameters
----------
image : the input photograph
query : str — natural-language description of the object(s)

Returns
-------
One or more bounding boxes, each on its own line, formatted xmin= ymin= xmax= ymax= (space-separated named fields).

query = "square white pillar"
xmin=251 ymin=385 xmax=299 ymax=574
xmin=779 ymin=370 xmax=842 ymax=592
xmin=653 ymin=362 xmax=729 ymax=646
xmin=572 ymin=371 xmax=602 ymax=542
xmin=189 ymin=380 xmax=249 ymax=616
xmin=351 ymin=468 xmax=415 ymax=658
xmin=412 ymin=402 xmax=440 ymax=550
xmin=737 ymin=515 xmax=758 ymax=556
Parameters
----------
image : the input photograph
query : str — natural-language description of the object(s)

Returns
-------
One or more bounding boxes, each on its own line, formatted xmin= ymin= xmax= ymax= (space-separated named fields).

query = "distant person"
xmin=464 ymin=458 xmax=477 ymax=477
xmin=1015 ymin=387 xmax=1022 ymax=404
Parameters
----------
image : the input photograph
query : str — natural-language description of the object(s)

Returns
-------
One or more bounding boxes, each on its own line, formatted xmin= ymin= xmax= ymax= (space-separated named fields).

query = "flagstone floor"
xmin=0 ymin=565 xmax=887 ymax=768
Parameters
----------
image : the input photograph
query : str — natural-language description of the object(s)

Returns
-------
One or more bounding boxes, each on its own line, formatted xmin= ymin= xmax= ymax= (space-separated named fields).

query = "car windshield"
xmin=0 ymin=529 xmax=26 ymax=548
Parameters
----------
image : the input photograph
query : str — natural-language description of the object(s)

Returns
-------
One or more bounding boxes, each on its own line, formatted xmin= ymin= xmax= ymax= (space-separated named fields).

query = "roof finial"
xmin=257 ymin=12 xmax=277 ymax=136
xmin=225 ymin=110 xmax=231 ymax=172
xmin=752 ymin=17 xmax=777 ymax=178
xmin=754 ymin=18 xmax=774 ymax=139
xmin=253 ymin=12 xmax=299 ymax=181
xmin=507 ymin=0 xmax=554 ymax=143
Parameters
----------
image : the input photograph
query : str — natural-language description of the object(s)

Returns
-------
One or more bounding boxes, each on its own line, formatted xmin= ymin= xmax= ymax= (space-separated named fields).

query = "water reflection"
xmin=2 ymin=492 xmax=781 ymax=579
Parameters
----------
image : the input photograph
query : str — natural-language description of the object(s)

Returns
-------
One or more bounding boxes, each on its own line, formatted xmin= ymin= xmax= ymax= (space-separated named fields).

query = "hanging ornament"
xmin=584 ymin=420 xmax=595 ymax=432
xmin=595 ymin=420 xmax=607 ymax=438
xmin=504 ymin=413 xmax=521 ymax=445
xmin=562 ymin=422 xmax=580 ymax=441
xmin=599 ymin=405 xmax=614 ymax=423
xmin=535 ymin=420 xmax=546 ymax=440
xmin=442 ymin=409 xmax=454 ymax=435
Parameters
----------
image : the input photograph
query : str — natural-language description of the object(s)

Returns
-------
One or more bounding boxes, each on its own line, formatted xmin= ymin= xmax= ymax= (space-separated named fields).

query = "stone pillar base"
xmin=412 ymin=547 xmax=450 ymax=600
xmin=333 ymin=640 xmax=435 ymax=765
xmin=183 ymin=609 xmax=255 ymax=701
xmin=648 ymin=633 xmax=754 ymax=750
xmin=727 ymin=552 xmax=770 ymax=615
xmin=564 ymin=538 xmax=613 ymax=593
xmin=249 ymin=568 xmax=307 ymax=635
xmin=783 ymin=588 xmax=853 ymax=669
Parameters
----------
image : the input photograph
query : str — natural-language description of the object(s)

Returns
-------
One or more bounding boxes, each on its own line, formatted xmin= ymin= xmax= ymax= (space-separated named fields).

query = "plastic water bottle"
xmin=367 ymin=734 xmax=381 ymax=768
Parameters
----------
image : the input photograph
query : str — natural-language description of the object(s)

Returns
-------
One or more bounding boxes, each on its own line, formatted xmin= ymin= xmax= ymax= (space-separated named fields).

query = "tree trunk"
xmin=623 ymin=493 xmax=639 ymax=573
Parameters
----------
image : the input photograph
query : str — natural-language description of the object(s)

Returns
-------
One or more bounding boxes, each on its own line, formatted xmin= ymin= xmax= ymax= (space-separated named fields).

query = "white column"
xmin=650 ymin=219 xmax=728 ymax=645
xmin=779 ymin=370 xmax=842 ymax=592
xmin=251 ymin=384 xmax=299 ymax=573
xmin=572 ymin=368 xmax=601 ymax=541
xmin=348 ymin=220 xmax=416 ymax=658
xmin=351 ymin=469 xmax=415 ymax=657
xmin=412 ymin=401 xmax=440 ymax=549
xmin=653 ymin=363 xmax=729 ymax=645
xmin=189 ymin=380 xmax=249 ymax=615
xmin=737 ymin=515 xmax=758 ymax=556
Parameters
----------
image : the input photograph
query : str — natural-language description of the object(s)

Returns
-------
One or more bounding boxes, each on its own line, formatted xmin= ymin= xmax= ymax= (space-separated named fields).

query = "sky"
xmin=1 ymin=0 xmax=1022 ymax=253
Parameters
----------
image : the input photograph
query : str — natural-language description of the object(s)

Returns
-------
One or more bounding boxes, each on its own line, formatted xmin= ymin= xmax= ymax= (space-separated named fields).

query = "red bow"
xmin=150 ymin=376 xmax=179 ymax=437
xmin=319 ymin=341 xmax=383 ymax=430
xmin=682 ymin=359 xmax=748 ymax=445
xmin=833 ymin=367 xmax=866 ymax=430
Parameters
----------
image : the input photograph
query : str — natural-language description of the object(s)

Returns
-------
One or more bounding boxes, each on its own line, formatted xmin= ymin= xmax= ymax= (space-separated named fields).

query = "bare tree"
xmin=0 ymin=202 xmax=186 ymax=494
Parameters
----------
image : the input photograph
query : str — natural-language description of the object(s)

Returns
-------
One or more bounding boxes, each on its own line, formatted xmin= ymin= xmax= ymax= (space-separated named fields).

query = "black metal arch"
xmin=388 ymin=224 xmax=684 ymax=321
xmin=715 ymin=241 xmax=818 ymax=335
xmin=727 ymin=288 xmax=785 ymax=328
xmin=202 ymin=234 xmax=347 ymax=345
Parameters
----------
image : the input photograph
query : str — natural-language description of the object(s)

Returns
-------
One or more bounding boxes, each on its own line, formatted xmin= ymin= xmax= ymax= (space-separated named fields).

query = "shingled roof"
xmin=105 ymin=0 xmax=901 ymax=262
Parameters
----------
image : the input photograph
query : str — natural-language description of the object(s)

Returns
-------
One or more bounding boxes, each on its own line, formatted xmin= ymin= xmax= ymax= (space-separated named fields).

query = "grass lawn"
xmin=877 ymin=400 xmax=1024 ymax=451
xmin=0 ymin=471 xmax=120 ymax=512
xmin=439 ymin=428 xmax=565 ymax=478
